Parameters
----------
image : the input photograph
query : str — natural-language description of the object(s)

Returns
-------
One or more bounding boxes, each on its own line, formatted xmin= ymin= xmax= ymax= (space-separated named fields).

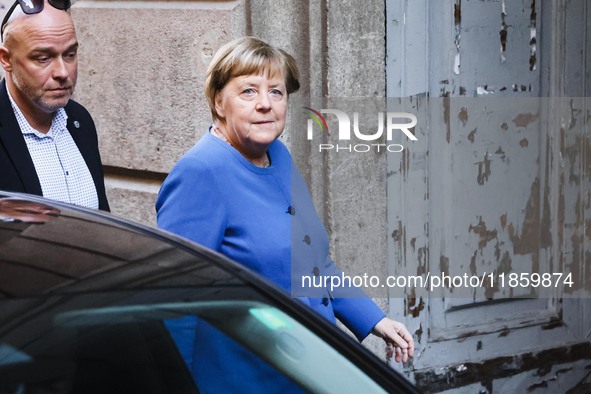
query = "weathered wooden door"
xmin=387 ymin=0 xmax=591 ymax=392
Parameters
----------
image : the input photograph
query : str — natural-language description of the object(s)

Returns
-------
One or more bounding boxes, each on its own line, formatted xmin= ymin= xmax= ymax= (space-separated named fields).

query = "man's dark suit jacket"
xmin=0 ymin=80 xmax=110 ymax=211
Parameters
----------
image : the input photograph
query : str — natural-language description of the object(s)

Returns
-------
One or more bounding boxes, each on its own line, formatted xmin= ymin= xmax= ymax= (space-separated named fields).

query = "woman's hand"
xmin=371 ymin=317 xmax=415 ymax=363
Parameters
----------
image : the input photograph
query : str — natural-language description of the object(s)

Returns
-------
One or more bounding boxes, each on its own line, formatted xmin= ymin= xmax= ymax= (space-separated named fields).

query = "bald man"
xmin=0 ymin=1 xmax=109 ymax=211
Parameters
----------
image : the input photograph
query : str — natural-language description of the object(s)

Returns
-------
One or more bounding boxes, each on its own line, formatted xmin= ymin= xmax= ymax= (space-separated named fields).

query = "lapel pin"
xmin=73 ymin=121 xmax=80 ymax=128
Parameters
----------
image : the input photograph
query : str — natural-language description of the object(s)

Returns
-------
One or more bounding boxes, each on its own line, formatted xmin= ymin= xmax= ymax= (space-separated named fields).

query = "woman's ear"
xmin=214 ymin=92 xmax=225 ymax=118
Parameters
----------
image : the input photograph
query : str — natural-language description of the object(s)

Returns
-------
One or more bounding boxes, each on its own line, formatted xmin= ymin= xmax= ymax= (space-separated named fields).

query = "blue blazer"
xmin=157 ymin=132 xmax=386 ymax=392
xmin=157 ymin=132 xmax=385 ymax=341
xmin=0 ymin=80 xmax=110 ymax=211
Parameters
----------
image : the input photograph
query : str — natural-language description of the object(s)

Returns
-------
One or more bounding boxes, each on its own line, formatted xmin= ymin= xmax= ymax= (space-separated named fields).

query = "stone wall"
xmin=72 ymin=0 xmax=246 ymax=225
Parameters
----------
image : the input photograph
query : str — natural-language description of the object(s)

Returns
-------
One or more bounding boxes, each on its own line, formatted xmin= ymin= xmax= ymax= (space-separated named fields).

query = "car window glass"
xmin=0 ymin=297 xmax=387 ymax=393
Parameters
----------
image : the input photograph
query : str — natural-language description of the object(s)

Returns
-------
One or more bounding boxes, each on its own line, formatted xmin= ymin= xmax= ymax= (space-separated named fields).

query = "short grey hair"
xmin=204 ymin=36 xmax=300 ymax=121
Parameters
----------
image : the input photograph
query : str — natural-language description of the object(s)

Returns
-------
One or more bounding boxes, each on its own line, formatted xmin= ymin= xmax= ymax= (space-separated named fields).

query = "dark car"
xmin=0 ymin=191 xmax=419 ymax=394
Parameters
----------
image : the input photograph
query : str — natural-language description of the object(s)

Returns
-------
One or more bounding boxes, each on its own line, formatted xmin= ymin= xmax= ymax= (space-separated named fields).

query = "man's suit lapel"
xmin=66 ymin=111 xmax=99 ymax=188
xmin=65 ymin=104 xmax=110 ymax=212
xmin=0 ymin=80 xmax=43 ymax=195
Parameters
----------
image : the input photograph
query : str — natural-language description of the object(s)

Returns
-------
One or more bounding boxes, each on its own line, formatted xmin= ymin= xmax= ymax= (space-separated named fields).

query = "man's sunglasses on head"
xmin=1 ymin=0 xmax=71 ymax=41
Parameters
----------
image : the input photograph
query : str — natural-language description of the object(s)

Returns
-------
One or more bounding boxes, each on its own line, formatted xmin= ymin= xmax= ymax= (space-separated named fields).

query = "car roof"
xmin=0 ymin=191 xmax=256 ymax=298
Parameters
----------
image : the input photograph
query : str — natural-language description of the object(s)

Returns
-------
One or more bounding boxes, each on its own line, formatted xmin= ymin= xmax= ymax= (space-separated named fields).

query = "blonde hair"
xmin=204 ymin=37 xmax=300 ymax=121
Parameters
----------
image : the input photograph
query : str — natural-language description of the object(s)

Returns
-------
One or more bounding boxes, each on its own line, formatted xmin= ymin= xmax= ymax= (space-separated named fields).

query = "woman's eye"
xmin=242 ymin=88 xmax=256 ymax=95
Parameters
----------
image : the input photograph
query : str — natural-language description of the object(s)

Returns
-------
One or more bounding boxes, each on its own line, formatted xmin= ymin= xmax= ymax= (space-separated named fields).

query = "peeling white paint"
xmin=477 ymin=86 xmax=494 ymax=95
xmin=386 ymin=0 xmax=589 ymax=391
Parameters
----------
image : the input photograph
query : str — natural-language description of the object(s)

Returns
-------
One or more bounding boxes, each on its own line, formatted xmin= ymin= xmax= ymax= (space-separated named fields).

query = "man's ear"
xmin=0 ymin=47 xmax=12 ymax=73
